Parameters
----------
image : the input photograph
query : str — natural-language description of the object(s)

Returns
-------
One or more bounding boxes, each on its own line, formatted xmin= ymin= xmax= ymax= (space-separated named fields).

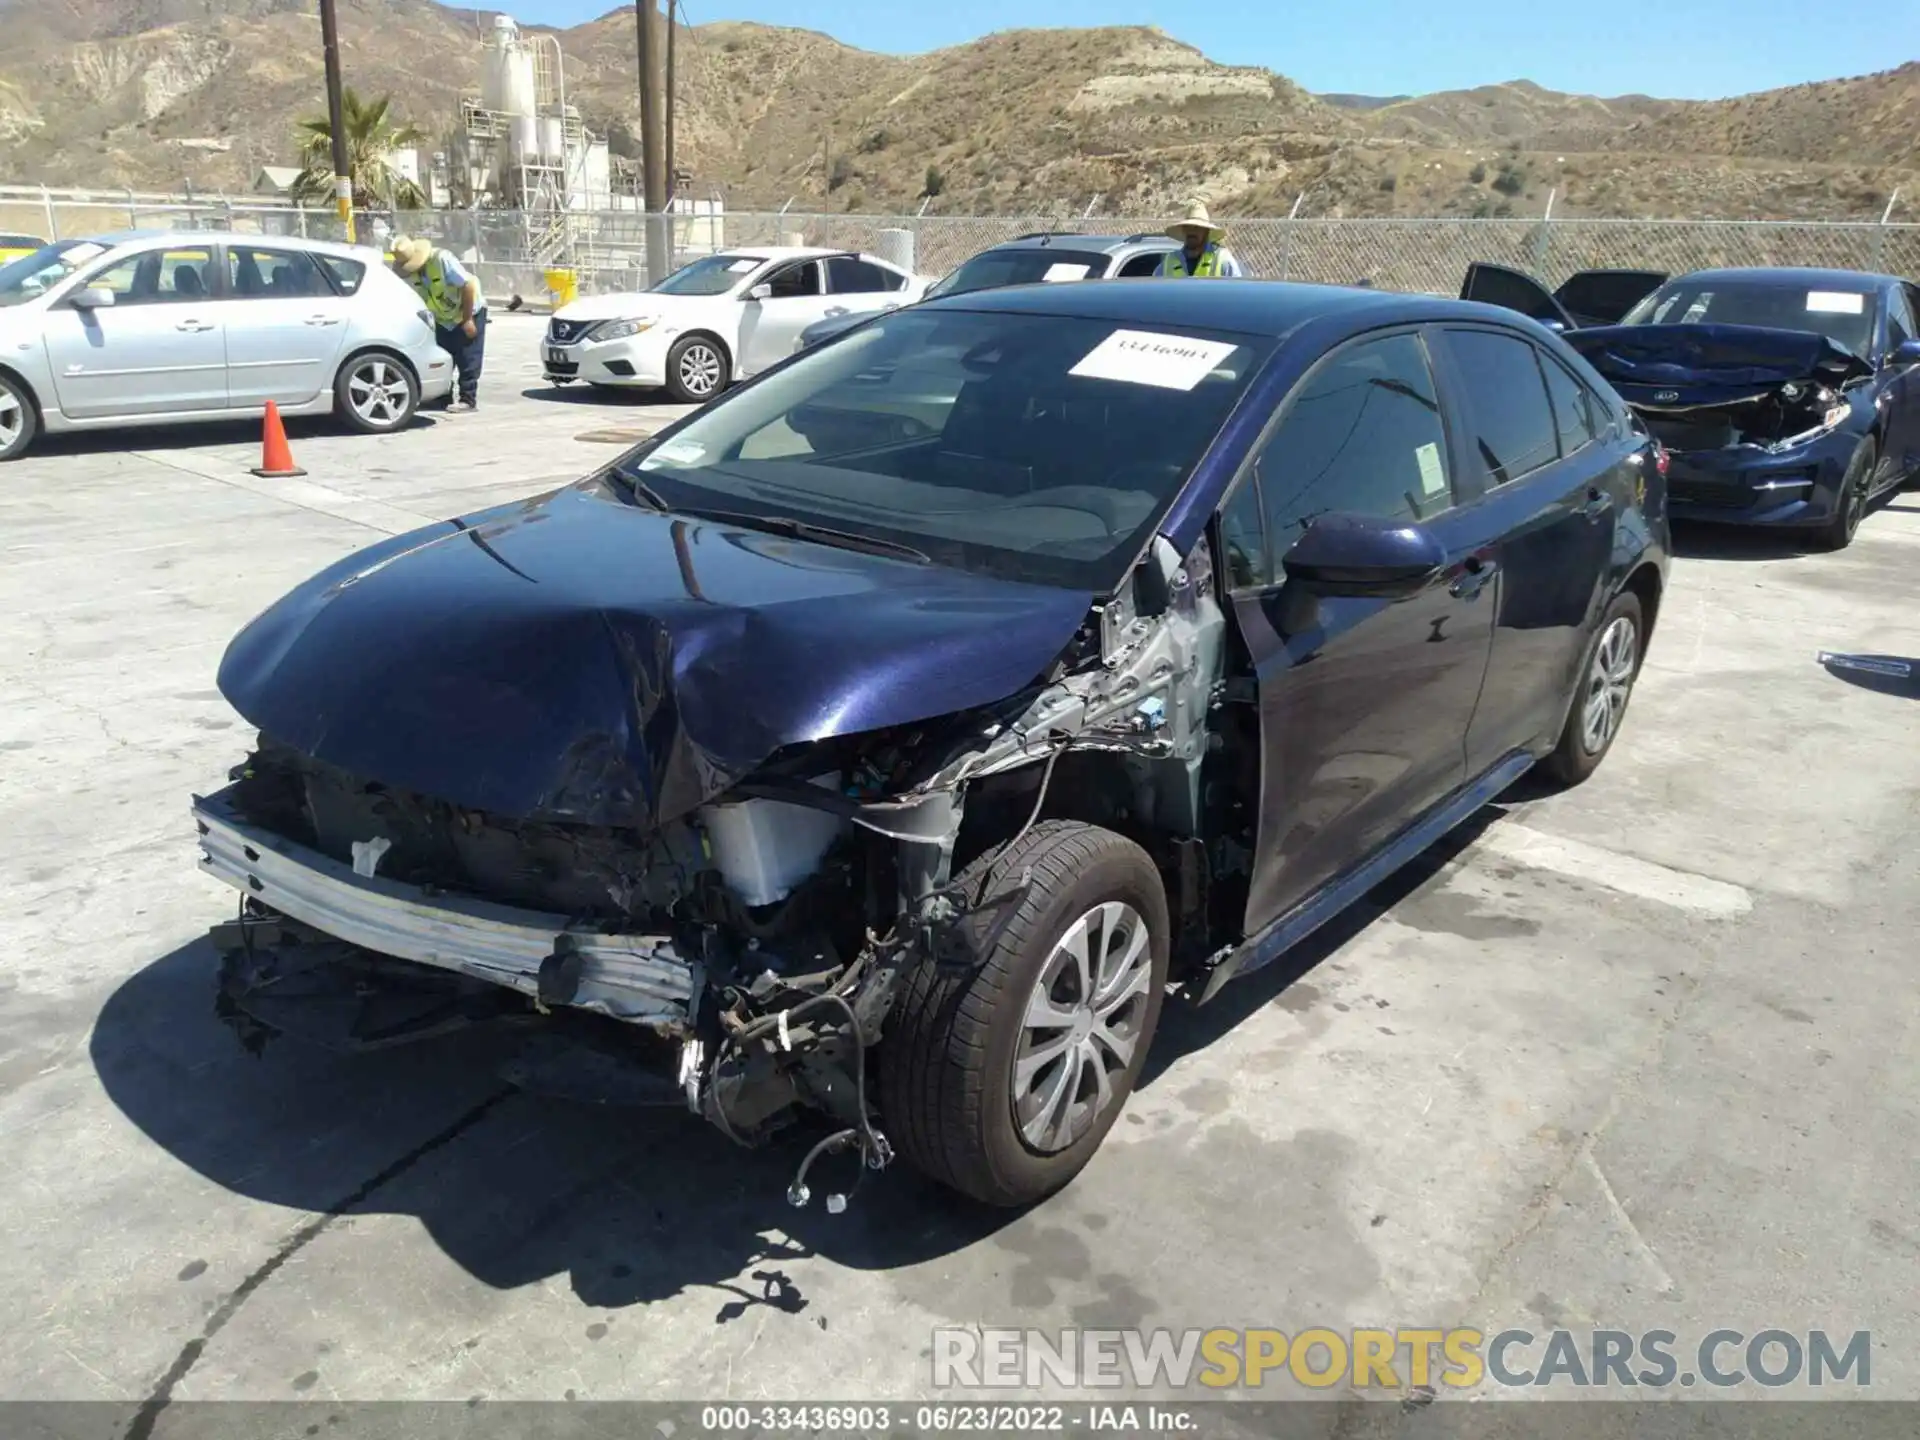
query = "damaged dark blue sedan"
xmin=1466 ymin=263 xmax=1920 ymax=549
xmin=196 ymin=280 xmax=1669 ymax=1207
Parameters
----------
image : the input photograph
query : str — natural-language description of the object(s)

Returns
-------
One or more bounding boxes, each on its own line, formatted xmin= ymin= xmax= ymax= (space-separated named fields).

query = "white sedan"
xmin=542 ymin=246 xmax=924 ymax=404
xmin=0 ymin=231 xmax=455 ymax=461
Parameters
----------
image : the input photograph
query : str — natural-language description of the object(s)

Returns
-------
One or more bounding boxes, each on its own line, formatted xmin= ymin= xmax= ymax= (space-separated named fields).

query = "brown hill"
xmin=0 ymin=1 xmax=1913 ymax=222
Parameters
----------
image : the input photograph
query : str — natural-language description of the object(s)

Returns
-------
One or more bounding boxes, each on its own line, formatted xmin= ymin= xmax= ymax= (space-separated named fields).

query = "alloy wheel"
xmin=0 ymin=386 xmax=23 ymax=454
xmin=347 ymin=359 xmax=410 ymax=429
xmin=678 ymin=343 xmax=723 ymax=399
xmin=1580 ymin=615 xmax=1639 ymax=755
xmin=1012 ymin=900 xmax=1153 ymax=1154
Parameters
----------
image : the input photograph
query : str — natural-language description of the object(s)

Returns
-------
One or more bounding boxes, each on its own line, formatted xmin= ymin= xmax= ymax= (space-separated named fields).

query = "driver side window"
xmin=1218 ymin=331 xmax=1455 ymax=589
xmin=764 ymin=261 xmax=822 ymax=299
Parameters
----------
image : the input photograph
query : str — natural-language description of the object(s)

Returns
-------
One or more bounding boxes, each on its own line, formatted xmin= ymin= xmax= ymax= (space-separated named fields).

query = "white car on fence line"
xmin=542 ymin=246 xmax=926 ymax=404
xmin=0 ymin=231 xmax=455 ymax=461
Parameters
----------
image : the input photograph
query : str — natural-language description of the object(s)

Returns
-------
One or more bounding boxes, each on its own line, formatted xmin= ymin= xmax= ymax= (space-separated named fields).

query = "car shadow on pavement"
xmin=26 ymin=415 xmax=439 ymax=459
xmin=1668 ymin=521 xmax=1810 ymax=562
xmin=1818 ymin=654 xmax=1920 ymax=699
xmin=89 ymin=936 xmax=1016 ymax=1318
xmin=520 ymin=385 xmax=673 ymax=407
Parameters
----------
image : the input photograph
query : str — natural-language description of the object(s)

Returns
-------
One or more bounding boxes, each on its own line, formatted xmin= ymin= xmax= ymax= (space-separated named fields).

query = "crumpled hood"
xmin=553 ymin=290 xmax=728 ymax=326
xmin=1565 ymin=323 xmax=1871 ymax=401
xmin=217 ymin=483 xmax=1094 ymax=829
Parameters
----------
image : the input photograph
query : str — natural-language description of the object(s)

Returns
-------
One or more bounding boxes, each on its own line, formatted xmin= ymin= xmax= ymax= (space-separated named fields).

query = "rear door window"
xmin=1438 ymin=328 xmax=1561 ymax=486
xmin=1540 ymin=352 xmax=1602 ymax=456
xmin=1116 ymin=253 xmax=1167 ymax=279
xmin=826 ymin=256 xmax=901 ymax=293
xmin=315 ymin=254 xmax=368 ymax=296
xmin=227 ymin=245 xmax=329 ymax=299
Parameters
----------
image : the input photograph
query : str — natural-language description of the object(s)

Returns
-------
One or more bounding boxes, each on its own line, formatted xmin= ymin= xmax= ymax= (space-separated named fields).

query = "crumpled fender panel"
xmin=218 ymin=483 xmax=1094 ymax=830
xmin=1564 ymin=322 xmax=1870 ymax=398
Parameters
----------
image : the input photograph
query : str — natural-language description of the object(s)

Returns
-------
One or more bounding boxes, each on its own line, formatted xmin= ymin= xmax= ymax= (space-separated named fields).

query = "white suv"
xmin=543 ymin=246 xmax=923 ymax=404
xmin=0 ymin=231 xmax=454 ymax=461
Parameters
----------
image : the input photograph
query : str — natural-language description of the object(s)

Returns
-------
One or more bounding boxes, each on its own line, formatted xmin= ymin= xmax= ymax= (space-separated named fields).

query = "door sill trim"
xmin=1199 ymin=748 xmax=1536 ymax=1003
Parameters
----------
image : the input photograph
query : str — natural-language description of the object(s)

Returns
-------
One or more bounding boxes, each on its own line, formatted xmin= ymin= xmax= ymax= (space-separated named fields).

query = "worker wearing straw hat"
xmin=1157 ymin=199 xmax=1243 ymax=278
xmin=391 ymin=235 xmax=488 ymax=412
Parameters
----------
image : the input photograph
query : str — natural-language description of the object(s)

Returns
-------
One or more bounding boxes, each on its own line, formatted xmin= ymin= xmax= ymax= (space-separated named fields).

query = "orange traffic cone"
xmin=251 ymin=401 xmax=306 ymax=479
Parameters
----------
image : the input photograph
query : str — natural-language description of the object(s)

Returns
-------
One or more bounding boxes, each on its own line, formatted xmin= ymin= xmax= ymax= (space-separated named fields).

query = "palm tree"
xmin=290 ymin=88 xmax=430 ymax=211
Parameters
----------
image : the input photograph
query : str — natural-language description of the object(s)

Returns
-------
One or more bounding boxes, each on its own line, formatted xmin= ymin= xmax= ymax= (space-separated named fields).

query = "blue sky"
xmin=508 ymin=0 xmax=1914 ymax=100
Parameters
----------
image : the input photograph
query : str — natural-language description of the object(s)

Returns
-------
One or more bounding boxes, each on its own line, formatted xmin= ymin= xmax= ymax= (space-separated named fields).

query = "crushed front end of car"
xmin=193 ymin=480 xmax=1231 ymax=1207
xmin=1565 ymin=322 xmax=1874 ymax=528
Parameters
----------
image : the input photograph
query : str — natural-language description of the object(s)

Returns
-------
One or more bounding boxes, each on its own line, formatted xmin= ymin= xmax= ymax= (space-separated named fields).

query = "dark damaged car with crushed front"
xmin=1463 ymin=262 xmax=1920 ymax=550
xmin=196 ymin=280 xmax=1670 ymax=1208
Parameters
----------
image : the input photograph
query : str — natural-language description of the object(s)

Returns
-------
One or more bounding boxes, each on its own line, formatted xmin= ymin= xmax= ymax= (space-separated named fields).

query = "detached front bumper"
xmin=1664 ymin=431 xmax=1856 ymax=528
xmin=541 ymin=333 xmax=669 ymax=388
xmin=192 ymin=785 xmax=700 ymax=1031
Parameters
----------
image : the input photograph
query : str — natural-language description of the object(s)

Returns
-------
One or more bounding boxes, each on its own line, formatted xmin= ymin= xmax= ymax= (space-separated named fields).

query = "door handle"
xmin=304 ymin=316 xmax=343 ymax=326
xmin=1580 ymin=486 xmax=1614 ymax=519
xmin=1449 ymin=555 xmax=1497 ymax=600
xmin=175 ymin=319 xmax=216 ymax=333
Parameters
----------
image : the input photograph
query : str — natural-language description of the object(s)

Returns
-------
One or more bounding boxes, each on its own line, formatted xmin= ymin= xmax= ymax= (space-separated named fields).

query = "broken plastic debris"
xmin=825 ymin=1193 xmax=848 ymax=1215
xmin=1818 ymin=651 xmax=1912 ymax=679
xmin=350 ymin=836 xmax=393 ymax=878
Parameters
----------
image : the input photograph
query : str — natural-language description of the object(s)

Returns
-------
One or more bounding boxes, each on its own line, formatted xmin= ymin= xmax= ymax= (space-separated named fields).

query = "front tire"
xmin=663 ymin=334 xmax=728 ymax=405
xmin=0 ymin=372 xmax=37 ymax=461
xmin=1540 ymin=590 xmax=1644 ymax=787
xmin=335 ymin=353 xmax=420 ymax=434
xmin=1810 ymin=439 xmax=1875 ymax=552
xmin=878 ymin=820 xmax=1169 ymax=1207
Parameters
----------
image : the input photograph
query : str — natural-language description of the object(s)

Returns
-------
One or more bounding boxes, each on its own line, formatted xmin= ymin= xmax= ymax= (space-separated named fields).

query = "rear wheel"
xmin=878 ymin=820 xmax=1169 ymax=1207
xmin=335 ymin=353 xmax=419 ymax=434
xmin=1540 ymin=590 xmax=1644 ymax=787
xmin=0 ymin=372 xmax=37 ymax=461
xmin=664 ymin=335 xmax=728 ymax=405
xmin=1810 ymin=439 xmax=1875 ymax=552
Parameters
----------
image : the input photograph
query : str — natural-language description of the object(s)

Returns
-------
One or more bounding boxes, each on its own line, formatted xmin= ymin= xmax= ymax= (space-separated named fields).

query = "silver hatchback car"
xmin=0 ymin=231 xmax=455 ymax=461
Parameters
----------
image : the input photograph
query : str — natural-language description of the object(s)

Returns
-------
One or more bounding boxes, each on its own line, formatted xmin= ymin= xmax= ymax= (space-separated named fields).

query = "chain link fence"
xmin=5 ymin=187 xmax=1917 ymax=305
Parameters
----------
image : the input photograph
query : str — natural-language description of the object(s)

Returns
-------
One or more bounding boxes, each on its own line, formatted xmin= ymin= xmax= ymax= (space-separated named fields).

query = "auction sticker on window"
xmin=1070 ymin=329 xmax=1238 ymax=390
xmin=1806 ymin=290 xmax=1865 ymax=314
xmin=1042 ymin=263 xmax=1091 ymax=283
xmin=1415 ymin=441 xmax=1447 ymax=498
xmin=639 ymin=438 xmax=707 ymax=470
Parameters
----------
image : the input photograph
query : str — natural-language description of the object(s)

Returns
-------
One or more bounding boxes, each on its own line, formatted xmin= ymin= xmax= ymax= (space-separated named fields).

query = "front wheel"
xmin=878 ymin=820 xmax=1170 ymax=1207
xmin=663 ymin=335 xmax=728 ymax=405
xmin=1810 ymin=439 xmax=1875 ymax=552
xmin=335 ymin=353 xmax=420 ymax=434
xmin=0 ymin=372 xmax=37 ymax=461
xmin=1540 ymin=590 xmax=1644 ymax=787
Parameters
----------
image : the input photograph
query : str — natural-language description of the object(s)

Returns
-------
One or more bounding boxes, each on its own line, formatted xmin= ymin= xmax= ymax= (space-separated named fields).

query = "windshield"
xmin=609 ymin=306 xmax=1273 ymax=591
xmin=1622 ymin=279 xmax=1879 ymax=357
xmin=0 ymin=239 xmax=111 ymax=308
xmin=924 ymin=248 xmax=1113 ymax=300
xmin=653 ymin=253 xmax=765 ymax=297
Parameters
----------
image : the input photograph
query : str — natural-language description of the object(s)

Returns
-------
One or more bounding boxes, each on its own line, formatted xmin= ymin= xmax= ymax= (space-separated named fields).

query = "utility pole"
xmin=665 ymin=0 xmax=677 ymax=203
xmin=634 ymin=0 xmax=668 ymax=283
xmin=318 ymin=0 xmax=355 ymax=243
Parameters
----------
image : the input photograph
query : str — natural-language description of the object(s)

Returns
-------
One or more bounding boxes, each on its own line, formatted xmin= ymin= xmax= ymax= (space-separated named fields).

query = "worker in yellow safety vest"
xmin=1157 ymin=199 xmax=1244 ymax=278
xmin=391 ymin=236 xmax=488 ymax=412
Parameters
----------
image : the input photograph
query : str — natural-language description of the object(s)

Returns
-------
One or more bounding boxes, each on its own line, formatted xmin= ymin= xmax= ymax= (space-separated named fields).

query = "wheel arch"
xmin=1623 ymin=560 xmax=1663 ymax=646
xmin=0 ymin=361 xmax=45 ymax=423
xmin=674 ymin=328 xmax=733 ymax=371
xmin=336 ymin=343 xmax=422 ymax=387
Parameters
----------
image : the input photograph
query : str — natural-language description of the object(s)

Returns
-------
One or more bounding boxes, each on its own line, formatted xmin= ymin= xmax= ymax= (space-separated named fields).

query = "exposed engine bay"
xmin=1636 ymin=379 xmax=1856 ymax=456
xmin=198 ymin=534 xmax=1245 ymax=1209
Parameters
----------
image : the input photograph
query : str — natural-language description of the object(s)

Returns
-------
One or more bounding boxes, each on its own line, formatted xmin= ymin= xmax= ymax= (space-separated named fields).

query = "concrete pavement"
xmin=1 ymin=317 xmax=1916 ymax=1414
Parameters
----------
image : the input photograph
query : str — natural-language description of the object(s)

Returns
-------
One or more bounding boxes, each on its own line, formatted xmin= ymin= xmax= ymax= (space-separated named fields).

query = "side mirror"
xmin=70 ymin=286 xmax=116 ymax=311
xmin=1890 ymin=338 xmax=1920 ymax=367
xmin=746 ymin=282 xmax=772 ymax=302
xmin=1280 ymin=512 xmax=1447 ymax=600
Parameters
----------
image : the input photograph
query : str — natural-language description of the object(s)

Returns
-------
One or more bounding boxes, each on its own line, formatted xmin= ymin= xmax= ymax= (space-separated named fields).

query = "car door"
xmin=736 ymin=259 xmax=835 ymax=377
xmin=221 ymin=243 xmax=353 ymax=409
xmin=1877 ymin=285 xmax=1920 ymax=484
xmin=1437 ymin=325 xmax=1631 ymax=775
xmin=1216 ymin=328 xmax=1498 ymax=932
xmin=39 ymin=243 xmax=226 ymax=419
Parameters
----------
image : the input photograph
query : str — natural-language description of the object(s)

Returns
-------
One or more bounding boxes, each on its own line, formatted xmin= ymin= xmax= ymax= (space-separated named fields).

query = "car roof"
xmin=1672 ymin=266 xmax=1897 ymax=291
xmin=718 ymin=245 xmax=847 ymax=263
xmin=921 ymin=276 xmax=1457 ymax=336
xmin=69 ymin=229 xmax=386 ymax=262
xmin=982 ymin=232 xmax=1177 ymax=254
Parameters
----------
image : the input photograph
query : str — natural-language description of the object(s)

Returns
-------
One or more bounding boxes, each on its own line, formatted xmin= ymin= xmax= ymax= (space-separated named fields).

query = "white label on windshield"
xmin=1415 ymin=441 xmax=1447 ymax=498
xmin=1680 ymin=294 xmax=1713 ymax=323
xmin=1069 ymin=329 xmax=1238 ymax=391
xmin=639 ymin=438 xmax=707 ymax=471
xmin=62 ymin=242 xmax=107 ymax=266
xmin=1042 ymin=263 xmax=1091 ymax=283
xmin=1806 ymin=290 xmax=1864 ymax=314
xmin=727 ymin=258 xmax=760 ymax=273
